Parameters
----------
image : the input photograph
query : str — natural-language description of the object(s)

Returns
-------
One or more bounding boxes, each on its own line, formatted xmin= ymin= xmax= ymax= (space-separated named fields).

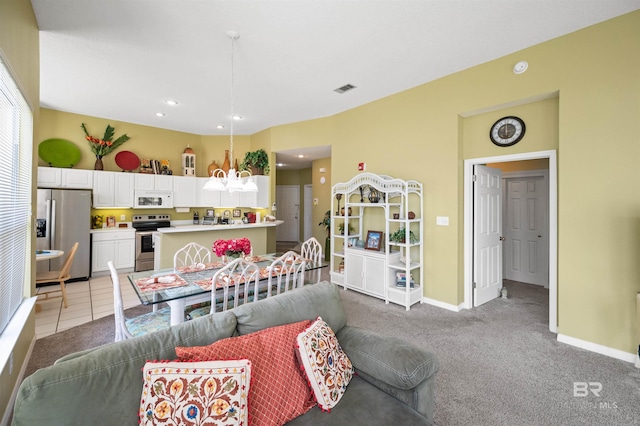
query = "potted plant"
xmin=240 ymin=149 xmax=270 ymax=175
xmin=318 ymin=210 xmax=331 ymax=261
xmin=389 ymin=228 xmax=418 ymax=244
xmin=338 ymin=222 xmax=355 ymax=235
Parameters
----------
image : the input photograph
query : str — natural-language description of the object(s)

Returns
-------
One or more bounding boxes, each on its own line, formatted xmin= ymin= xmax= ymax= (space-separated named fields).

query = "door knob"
xmin=538 ymin=235 xmax=542 ymax=238
xmin=499 ymin=236 xmax=505 ymax=241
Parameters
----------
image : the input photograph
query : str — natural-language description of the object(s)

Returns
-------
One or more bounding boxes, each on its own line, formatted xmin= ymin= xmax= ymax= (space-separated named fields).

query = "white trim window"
xmin=0 ymin=58 xmax=33 ymax=334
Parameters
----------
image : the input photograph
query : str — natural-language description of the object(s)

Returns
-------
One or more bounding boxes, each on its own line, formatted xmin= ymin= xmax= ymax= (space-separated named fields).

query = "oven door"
xmin=135 ymin=231 xmax=156 ymax=271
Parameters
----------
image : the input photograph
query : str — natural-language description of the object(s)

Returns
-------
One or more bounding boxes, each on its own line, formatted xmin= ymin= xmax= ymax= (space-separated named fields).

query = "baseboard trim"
xmin=422 ymin=297 xmax=462 ymax=312
xmin=557 ymin=333 xmax=636 ymax=364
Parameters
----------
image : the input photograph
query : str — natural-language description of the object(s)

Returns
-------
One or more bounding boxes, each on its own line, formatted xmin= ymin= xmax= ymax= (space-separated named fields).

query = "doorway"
xmin=464 ymin=150 xmax=557 ymax=332
xmin=275 ymin=185 xmax=300 ymax=242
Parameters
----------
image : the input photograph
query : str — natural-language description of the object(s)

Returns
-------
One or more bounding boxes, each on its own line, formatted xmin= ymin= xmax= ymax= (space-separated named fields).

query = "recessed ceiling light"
xmin=165 ymin=100 xmax=178 ymax=106
xmin=232 ymin=115 xmax=243 ymax=121
xmin=297 ymin=154 xmax=304 ymax=158
xmin=155 ymin=112 xmax=165 ymax=117
xmin=277 ymin=163 xmax=284 ymax=167
xmin=216 ymin=124 xmax=224 ymax=129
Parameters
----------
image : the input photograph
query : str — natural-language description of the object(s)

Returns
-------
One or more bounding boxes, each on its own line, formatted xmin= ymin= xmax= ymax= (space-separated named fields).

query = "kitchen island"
xmin=153 ymin=220 xmax=283 ymax=269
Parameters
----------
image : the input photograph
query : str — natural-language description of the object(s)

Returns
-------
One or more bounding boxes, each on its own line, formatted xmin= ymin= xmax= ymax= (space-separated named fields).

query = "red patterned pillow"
xmin=139 ymin=360 xmax=251 ymax=425
xmin=176 ymin=320 xmax=315 ymax=426
xmin=296 ymin=316 xmax=354 ymax=411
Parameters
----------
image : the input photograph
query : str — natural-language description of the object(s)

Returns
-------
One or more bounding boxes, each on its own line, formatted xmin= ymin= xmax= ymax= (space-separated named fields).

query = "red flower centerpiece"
xmin=213 ymin=238 xmax=251 ymax=260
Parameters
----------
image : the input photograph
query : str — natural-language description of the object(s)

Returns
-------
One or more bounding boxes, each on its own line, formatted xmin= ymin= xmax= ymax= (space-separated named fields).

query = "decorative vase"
xmin=324 ymin=237 xmax=331 ymax=262
xmin=222 ymin=150 xmax=231 ymax=173
xmin=368 ymin=186 xmax=380 ymax=203
xmin=224 ymin=250 xmax=243 ymax=262
xmin=94 ymin=156 xmax=104 ymax=171
xmin=234 ymin=159 xmax=239 ymax=171
xmin=208 ymin=160 xmax=220 ymax=177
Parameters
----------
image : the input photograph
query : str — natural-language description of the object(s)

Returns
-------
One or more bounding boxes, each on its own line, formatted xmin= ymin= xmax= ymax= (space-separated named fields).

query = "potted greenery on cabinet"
xmin=240 ymin=149 xmax=270 ymax=175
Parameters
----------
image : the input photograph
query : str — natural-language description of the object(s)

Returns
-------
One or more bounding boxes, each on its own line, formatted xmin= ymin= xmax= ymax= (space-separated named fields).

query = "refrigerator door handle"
xmin=51 ymin=199 xmax=56 ymax=246
xmin=45 ymin=199 xmax=52 ymax=239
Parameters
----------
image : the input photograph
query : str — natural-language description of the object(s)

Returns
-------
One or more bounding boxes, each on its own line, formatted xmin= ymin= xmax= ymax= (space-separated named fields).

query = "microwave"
xmin=134 ymin=190 xmax=173 ymax=209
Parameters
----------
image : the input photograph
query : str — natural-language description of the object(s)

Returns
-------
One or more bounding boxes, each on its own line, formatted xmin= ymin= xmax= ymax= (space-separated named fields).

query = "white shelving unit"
xmin=329 ymin=173 xmax=423 ymax=310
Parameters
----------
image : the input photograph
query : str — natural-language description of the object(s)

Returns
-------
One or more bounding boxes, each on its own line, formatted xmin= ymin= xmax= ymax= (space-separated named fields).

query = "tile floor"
xmin=34 ymin=272 xmax=141 ymax=339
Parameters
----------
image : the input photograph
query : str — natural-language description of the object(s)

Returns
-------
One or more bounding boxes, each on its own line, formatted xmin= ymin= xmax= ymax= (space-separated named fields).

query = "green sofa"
xmin=12 ymin=282 xmax=439 ymax=425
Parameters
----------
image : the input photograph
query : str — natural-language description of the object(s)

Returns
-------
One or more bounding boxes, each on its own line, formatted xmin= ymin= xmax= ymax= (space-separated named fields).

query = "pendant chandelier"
xmin=204 ymin=31 xmax=258 ymax=193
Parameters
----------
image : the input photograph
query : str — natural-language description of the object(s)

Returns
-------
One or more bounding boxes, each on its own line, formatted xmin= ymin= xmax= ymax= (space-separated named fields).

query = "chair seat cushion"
xmin=126 ymin=307 xmax=172 ymax=337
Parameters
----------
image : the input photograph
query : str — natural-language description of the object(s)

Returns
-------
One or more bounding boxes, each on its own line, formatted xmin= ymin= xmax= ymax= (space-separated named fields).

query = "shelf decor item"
xmin=240 ymin=149 xmax=270 ymax=175
xmin=389 ymin=228 xmax=418 ymax=244
xmin=38 ymin=138 xmax=82 ymax=168
xmin=181 ymin=145 xmax=196 ymax=176
xmin=212 ymin=237 xmax=252 ymax=260
xmin=365 ymin=230 xmax=383 ymax=251
xmin=81 ymin=123 xmax=130 ymax=170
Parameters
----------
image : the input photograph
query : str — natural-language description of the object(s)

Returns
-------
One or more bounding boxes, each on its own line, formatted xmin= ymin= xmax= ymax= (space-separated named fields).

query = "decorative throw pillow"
xmin=139 ymin=359 xmax=251 ymax=425
xmin=176 ymin=320 xmax=315 ymax=426
xmin=296 ymin=316 xmax=354 ymax=411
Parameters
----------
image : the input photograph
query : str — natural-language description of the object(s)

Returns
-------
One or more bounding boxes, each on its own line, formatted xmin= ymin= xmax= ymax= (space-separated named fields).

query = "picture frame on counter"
xmin=106 ymin=216 xmax=116 ymax=228
xmin=233 ymin=209 xmax=242 ymax=218
xmin=206 ymin=209 xmax=214 ymax=217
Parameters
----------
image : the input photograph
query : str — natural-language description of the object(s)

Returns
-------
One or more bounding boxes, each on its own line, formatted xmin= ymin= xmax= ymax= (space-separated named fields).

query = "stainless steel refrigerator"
xmin=36 ymin=188 xmax=91 ymax=280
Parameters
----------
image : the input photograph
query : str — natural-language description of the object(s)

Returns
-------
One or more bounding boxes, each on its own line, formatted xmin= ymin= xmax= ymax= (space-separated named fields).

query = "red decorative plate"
xmin=115 ymin=150 xmax=140 ymax=171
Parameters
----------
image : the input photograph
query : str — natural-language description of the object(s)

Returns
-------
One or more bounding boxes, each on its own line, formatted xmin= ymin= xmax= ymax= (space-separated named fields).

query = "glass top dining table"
xmin=127 ymin=253 xmax=327 ymax=325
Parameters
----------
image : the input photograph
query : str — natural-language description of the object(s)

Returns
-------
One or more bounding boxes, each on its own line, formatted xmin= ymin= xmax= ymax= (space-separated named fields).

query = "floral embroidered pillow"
xmin=139 ymin=359 xmax=251 ymax=425
xmin=296 ymin=316 xmax=354 ymax=411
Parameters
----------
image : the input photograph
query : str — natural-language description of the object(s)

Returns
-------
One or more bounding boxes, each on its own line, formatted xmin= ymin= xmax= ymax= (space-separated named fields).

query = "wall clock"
xmin=489 ymin=116 xmax=526 ymax=147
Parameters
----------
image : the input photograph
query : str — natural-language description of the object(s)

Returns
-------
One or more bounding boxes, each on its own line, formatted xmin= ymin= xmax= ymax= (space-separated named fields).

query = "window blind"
xmin=0 ymin=58 xmax=33 ymax=334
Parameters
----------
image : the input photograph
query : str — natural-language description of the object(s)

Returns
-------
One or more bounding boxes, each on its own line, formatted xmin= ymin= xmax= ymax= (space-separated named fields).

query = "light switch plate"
xmin=436 ymin=216 xmax=449 ymax=226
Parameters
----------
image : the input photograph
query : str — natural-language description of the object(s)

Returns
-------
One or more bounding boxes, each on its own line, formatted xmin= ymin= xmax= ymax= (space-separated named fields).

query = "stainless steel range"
xmin=132 ymin=214 xmax=171 ymax=272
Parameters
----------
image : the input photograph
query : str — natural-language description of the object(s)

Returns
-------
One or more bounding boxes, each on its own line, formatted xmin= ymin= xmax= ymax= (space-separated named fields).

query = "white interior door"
xmin=504 ymin=175 xmax=548 ymax=286
xmin=473 ymin=165 xmax=503 ymax=306
xmin=303 ymin=185 xmax=312 ymax=241
xmin=276 ymin=185 xmax=300 ymax=241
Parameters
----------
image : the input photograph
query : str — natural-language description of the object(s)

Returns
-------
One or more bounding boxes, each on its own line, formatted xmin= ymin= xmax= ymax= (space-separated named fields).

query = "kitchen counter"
xmin=157 ymin=220 xmax=283 ymax=234
xmin=153 ymin=220 xmax=283 ymax=269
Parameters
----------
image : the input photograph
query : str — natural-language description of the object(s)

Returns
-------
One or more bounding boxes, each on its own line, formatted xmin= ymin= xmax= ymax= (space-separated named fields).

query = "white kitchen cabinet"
xmin=253 ymin=175 xmax=270 ymax=208
xmin=196 ymin=177 xmax=220 ymax=207
xmin=134 ymin=173 xmax=173 ymax=191
xmin=38 ymin=167 xmax=93 ymax=189
xmin=173 ymin=176 xmax=197 ymax=207
xmin=92 ymin=171 xmax=134 ymax=208
xmin=91 ymin=230 xmax=135 ymax=275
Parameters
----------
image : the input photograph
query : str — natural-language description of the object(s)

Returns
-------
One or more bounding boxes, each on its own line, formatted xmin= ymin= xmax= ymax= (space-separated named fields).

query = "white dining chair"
xmin=267 ymin=250 xmax=307 ymax=297
xmin=108 ymin=261 xmax=171 ymax=342
xmin=300 ymin=237 xmax=323 ymax=284
xmin=187 ymin=258 xmax=261 ymax=319
xmin=173 ymin=242 xmax=212 ymax=269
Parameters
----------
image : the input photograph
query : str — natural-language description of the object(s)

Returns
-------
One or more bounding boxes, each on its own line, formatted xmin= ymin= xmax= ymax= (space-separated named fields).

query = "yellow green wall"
xmin=264 ymin=11 xmax=640 ymax=355
xmin=0 ymin=0 xmax=39 ymax=419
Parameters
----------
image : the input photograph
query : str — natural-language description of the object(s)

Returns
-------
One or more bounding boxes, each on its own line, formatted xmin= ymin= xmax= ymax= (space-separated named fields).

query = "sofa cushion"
xmin=284 ymin=375 xmax=430 ymax=425
xmin=296 ymin=316 xmax=354 ymax=411
xmin=139 ymin=360 xmax=251 ymax=425
xmin=232 ymin=281 xmax=347 ymax=336
xmin=13 ymin=311 xmax=238 ymax=426
xmin=336 ymin=326 xmax=439 ymax=390
xmin=176 ymin=320 xmax=316 ymax=426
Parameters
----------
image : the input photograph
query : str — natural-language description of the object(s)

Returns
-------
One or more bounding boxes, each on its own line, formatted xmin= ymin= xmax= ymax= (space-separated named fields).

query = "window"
xmin=0 ymin=58 xmax=33 ymax=334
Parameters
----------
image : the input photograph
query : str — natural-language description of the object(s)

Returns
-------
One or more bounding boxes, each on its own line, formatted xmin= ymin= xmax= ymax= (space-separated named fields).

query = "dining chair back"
xmin=108 ymin=261 xmax=171 ymax=342
xmin=35 ymin=242 xmax=79 ymax=308
xmin=300 ymin=237 xmax=323 ymax=283
xmin=173 ymin=242 xmax=212 ymax=269
xmin=267 ymin=250 xmax=307 ymax=297
xmin=210 ymin=258 xmax=261 ymax=313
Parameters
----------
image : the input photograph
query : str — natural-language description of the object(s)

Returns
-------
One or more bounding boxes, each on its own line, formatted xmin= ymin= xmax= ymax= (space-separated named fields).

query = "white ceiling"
xmin=31 ymin=0 xmax=640 ymax=168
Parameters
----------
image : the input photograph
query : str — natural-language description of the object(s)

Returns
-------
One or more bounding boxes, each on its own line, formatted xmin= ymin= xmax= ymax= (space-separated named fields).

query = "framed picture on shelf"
xmin=206 ymin=209 xmax=214 ymax=217
xmin=347 ymin=237 xmax=358 ymax=247
xmin=233 ymin=209 xmax=242 ymax=218
xmin=365 ymin=230 xmax=383 ymax=251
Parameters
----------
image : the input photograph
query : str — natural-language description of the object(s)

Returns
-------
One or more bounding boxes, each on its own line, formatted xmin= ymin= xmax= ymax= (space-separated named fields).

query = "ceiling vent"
xmin=334 ymin=84 xmax=356 ymax=94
